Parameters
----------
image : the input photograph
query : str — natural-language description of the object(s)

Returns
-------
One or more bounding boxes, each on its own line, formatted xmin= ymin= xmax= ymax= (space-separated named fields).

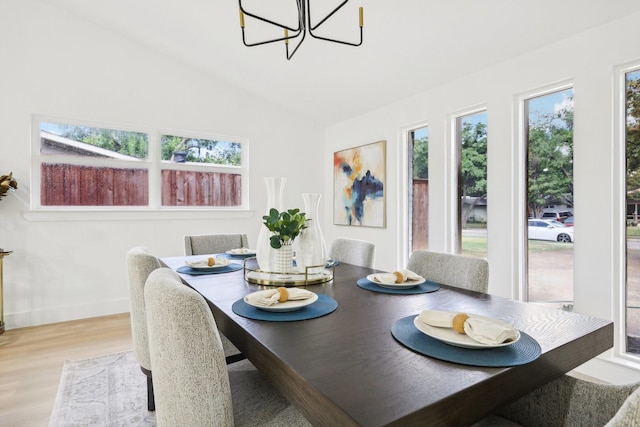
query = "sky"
xmin=412 ymin=87 xmax=573 ymax=141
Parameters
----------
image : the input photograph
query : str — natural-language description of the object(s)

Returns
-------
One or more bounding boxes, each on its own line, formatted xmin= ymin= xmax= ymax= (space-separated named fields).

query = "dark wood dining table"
xmin=160 ymin=255 xmax=613 ymax=427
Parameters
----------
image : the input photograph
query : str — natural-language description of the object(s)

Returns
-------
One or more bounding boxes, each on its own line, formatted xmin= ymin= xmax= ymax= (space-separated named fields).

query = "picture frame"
xmin=333 ymin=140 xmax=386 ymax=227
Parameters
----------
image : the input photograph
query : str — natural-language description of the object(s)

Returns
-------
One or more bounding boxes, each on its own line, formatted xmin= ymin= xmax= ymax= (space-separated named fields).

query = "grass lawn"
xmin=461 ymin=237 xmax=572 ymax=257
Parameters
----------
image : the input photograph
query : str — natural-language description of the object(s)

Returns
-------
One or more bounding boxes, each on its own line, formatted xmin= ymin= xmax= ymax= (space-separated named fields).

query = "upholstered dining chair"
xmin=144 ymin=267 xmax=311 ymax=427
xmin=406 ymin=250 xmax=489 ymax=293
xmin=328 ymin=238 xmax=376 ymax=268
xmin=472 ymin=374 xmax=640 ymax=427
xmin=184 ymin=233 xmax=248 ymax=363
xmin=126 ymin=246 xmax=162 ymax=411
xmin=184 ymin=233 xmax=249 ymax=256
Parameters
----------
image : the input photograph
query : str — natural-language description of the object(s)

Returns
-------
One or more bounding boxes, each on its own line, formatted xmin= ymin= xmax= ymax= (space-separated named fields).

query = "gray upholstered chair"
xmin=406 ymin=250 xmax=489 ymax=293
xmin=328 ymin=238 xmax=376 ymax=268
xmin=126 ymin=246 xmax=162 ymax=411
xmin=184 ymin=233 xmax=249 ymax=256
xmin=184 ymin=234 xmax=247 ymax=363
xmin=472 ymin=374 xmax=640 ymax=427
xmin=144 ymin=267 xmax=311 ymax=427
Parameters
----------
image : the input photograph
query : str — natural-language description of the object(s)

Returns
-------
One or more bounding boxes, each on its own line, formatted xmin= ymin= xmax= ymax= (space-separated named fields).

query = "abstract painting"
xmin=333 ymin=140 xmax=386 ymax=227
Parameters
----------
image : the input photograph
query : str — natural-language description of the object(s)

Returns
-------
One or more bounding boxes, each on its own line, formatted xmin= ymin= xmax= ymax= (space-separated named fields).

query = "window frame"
xmin=454 ymin=108 xmax=488 ymax=257
xmin=449 ymin=104 xmax=489 ymax=256
xmin=28 ymin=116 xmax=252 ymax=221
xmin=614 ymin=60 xmax=640 ymax=362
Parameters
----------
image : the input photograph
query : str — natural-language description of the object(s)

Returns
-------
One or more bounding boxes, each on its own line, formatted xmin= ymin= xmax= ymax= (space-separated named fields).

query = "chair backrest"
xmin=126 ymin=246 xmax=161 ymax=370
xmin=406 ymin=250 xmax=488 ymax=293
xmin=184 ymin=233 xmax=249 ymax=256
xmin=606 ymin=385 xmax=640 ymax=426
xmin=328 ymin=238 xmax=376 ymax=268
xmin=145 ymin=267 xmax=233 ymax=427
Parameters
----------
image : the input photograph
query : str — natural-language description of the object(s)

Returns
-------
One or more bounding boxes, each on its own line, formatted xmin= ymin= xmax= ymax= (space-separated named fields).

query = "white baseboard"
xmin=4 ymin=298 xmax=130 ymax=330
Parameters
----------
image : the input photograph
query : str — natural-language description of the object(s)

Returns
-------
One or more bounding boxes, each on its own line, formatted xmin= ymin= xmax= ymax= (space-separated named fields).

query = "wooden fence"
xmin=412 ymin=179 xmax=429 ymax=252
xmin=41 ymin=163 xmax=241 ymax=207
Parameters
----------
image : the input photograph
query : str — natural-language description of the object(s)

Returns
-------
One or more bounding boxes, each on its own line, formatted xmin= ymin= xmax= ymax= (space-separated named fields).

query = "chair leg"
xmin=141 ymin=367 xmax=155 ymax=412
xmin=225 ymin=353 xmax=247 ymax=364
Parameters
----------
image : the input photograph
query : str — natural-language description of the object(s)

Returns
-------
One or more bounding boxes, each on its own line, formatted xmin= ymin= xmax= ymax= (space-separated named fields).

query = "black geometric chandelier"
xmin=238 ymin=0 xmax=364 ymax=60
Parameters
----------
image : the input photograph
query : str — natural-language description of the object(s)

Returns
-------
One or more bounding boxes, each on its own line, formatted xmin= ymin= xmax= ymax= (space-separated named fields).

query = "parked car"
xmin=564 ymin=216 xmax=574 ymax=227
xmin=528 ymin=219 xmax=574 ymax=243
xmin=540 ymin=210 xmax=573 ymax=223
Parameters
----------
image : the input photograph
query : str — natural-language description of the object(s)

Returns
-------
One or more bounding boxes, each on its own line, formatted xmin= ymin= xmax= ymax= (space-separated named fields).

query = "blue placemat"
xmin=218 ymin=253 xmax=257 ymax=260
xmin=232 ymin=294 xmax=338 ymax=321
xmin=391 ymin=315 xmax=541 ymax=367
xmin=176 ymin=263 xmax=243 ymax=275
xmin=357 ymin=278 xmax=440 ymax=295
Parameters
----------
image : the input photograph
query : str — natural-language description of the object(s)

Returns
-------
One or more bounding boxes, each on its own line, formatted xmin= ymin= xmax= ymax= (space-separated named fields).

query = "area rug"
xmin=49 ymin=351 xmax=156 ymax=427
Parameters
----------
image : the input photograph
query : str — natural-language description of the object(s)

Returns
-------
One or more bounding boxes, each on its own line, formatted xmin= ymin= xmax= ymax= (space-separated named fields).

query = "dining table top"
xmin=160 ymin=255 xmax=613 ymax=427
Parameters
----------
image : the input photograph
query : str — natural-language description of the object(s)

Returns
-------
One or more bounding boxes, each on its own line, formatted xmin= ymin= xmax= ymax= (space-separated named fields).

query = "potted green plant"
xmin=262 ymin=208 xmax=308 ymax=273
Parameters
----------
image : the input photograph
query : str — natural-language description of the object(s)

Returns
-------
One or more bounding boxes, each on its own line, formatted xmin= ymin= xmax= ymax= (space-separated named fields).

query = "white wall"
xmin=0 ymin=1 xmax=324 ymax=328
xmin=324 ymin=12 xmax=640 ymax=381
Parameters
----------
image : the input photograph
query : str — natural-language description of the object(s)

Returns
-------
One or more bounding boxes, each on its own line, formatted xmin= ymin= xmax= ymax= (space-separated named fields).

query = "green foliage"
xmin=54 ymin=125 xmax=241 ymax=166
xmin=528 ymin=98 xmax=574 ymax=218
xmin=59 ymin=125 xmax=148 ymax=159
xmin=460 ymin=118 xmax=488 ymax=226
xmin=461 ymin=120 xmax=488 ymax=197
xmin=262 ymin=208 xmax=308 ymax=249
xmin=413 ymin=135 xmax=429 ymax=179
xmin=627 ymin=73 xmax=640 ymax=192
xmin=161 ymin=135 xmax=241 ymax=166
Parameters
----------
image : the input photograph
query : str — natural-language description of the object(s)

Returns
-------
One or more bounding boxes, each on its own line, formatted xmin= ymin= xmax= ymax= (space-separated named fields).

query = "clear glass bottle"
xmin=296 ymin=193 xmax=327 ymax=274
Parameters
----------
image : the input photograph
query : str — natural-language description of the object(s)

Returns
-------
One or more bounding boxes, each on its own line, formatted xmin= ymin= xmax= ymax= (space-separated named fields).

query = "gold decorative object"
xmin=0 ymin=172 xmax=18 ymax=201
xmin=0 ymin=250 xmax=12 ymax=334
xmin=243 ymin=258 xmax=334 ymax=286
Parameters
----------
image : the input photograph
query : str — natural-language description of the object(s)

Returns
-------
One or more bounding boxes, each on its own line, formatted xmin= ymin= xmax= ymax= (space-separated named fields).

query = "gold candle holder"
xmin=0 ymin=249 xmax=12 ymax=334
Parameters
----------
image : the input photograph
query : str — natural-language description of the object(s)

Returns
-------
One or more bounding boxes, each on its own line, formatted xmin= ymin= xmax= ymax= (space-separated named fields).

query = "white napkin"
xmin=187 ymin=257 xmax=229 ymax=268
xmin=229 ymin=247 xmax=254 ymax=254
xmin=369 ymin=269 xmax=423 ymax=284
xmin=417 ymin=310 xmax=519 ymax=345
xmin=245 ymin=288 xmax=315 ymax=307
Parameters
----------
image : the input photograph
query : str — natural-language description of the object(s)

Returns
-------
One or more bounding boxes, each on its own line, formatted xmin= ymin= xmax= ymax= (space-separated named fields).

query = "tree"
xmin=626 ymin=73 xmax=640 ymax=192
xmin=527 ymin=99 xmax=574 ymax=218
xmin=461 ymin=120 xmax=487 ymax=225
xmin=55 ymin=126 xmax=241 ymax=166
xmin=413 ymin=134 xmax=428 ymax=179
xmin=161 ymin=135 xmax=241 ymax=166
xmin=59 ymin=125 xmax=148 ymax=159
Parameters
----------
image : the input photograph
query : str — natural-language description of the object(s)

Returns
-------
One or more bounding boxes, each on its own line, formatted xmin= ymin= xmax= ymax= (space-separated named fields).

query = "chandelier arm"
xmin=307 ymin=27 xmax=363 ymax=47
xmin=308 ymin=0 xmax=349 ymax=31
xmin=307 ymin=0 xmax=363 ymax=47
xmin=286 ymin=0 xmax=307 ymax=60
xmin=286 ymin=26 xmax=306 ymax=60
xmin=238 ymin=0 xmax=301 ymax=32
xmin=241 ymin=28 xmax=302 ymax=48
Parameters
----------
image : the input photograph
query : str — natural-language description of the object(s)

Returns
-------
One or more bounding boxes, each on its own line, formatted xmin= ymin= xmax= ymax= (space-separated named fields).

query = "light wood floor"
xmin=0 ymin=313 xmax=133 ymax=427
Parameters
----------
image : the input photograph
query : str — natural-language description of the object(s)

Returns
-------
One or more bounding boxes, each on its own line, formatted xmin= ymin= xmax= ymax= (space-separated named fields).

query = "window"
xmin=34 ymin=120 xmax=246 ymax=209
xmin=160 ymin=134 xmax=242 ymax=207
xmin=625 ymin=68 xmax=640 ymax=355
xmin=408 ymin=126 xmax=429 ymax=253
xmin=524 ymin=88 xmax=574 ymax=307
xmin=456 ymin=111 xmax=488 ymax=258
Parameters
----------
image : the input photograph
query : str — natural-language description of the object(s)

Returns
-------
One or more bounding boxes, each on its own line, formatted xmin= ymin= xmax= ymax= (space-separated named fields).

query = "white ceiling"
xmin=38 ymin=0 xmax=640 ymax=126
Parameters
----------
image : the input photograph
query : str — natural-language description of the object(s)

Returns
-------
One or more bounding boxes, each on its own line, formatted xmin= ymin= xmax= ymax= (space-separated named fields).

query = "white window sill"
xmin=23 ymin=208 xmax=255 ymax=222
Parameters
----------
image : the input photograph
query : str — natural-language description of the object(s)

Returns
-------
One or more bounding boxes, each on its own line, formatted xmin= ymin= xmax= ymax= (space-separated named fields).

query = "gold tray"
xmin=243 ymin=259 xmax=334 ymax=286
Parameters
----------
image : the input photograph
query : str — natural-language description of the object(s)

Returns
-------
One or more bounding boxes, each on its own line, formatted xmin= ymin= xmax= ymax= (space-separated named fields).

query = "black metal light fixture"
xmin=239 ymin=0 xmax=363 ymax=60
